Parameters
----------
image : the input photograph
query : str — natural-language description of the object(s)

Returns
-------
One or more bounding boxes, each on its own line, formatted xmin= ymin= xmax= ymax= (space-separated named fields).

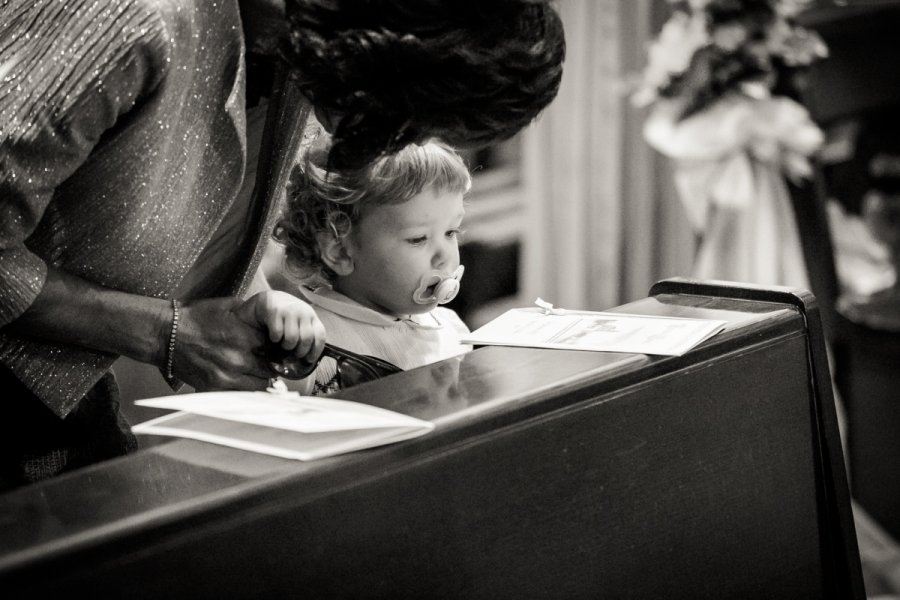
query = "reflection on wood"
xmin=0 ymin=280 xmax=864 ymax=599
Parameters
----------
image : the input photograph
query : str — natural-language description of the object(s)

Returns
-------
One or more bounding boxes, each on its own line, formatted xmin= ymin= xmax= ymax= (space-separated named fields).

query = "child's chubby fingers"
xmin=264 ymin=315 xmax=326 ymax=380
xmin=279 ymin=316 xmax=301 ymax=350
xmin=293 ymin=316 xmax=326 ymax=364
xmin=266 ymin=313 xmax=286 ymax=344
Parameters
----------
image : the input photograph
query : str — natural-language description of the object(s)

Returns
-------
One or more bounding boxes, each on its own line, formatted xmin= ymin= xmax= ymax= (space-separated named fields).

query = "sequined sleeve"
xmin=0 ymin=0 xmax=168 ymax=326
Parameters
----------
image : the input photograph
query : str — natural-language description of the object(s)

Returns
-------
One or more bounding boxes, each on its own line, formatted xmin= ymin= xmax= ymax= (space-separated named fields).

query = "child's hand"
xmin=249 ymin=290 xmax=326 ymax=377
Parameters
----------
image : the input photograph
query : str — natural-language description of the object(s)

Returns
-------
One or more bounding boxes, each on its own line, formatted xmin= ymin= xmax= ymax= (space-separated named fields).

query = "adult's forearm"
xmin=6 ymin=266 xmax=170 ymax=368
xmin=6 ymin=266 xmax=322 ymax=392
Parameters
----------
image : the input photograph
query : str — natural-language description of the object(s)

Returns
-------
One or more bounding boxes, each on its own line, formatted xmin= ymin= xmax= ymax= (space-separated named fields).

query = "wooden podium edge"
xmin=649 ymin=277 xmax=866 ymax=599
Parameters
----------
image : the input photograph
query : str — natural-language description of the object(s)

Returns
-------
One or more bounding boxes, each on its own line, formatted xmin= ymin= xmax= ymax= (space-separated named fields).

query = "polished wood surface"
xmin=0 ymin=280 xmax=864 ymax=598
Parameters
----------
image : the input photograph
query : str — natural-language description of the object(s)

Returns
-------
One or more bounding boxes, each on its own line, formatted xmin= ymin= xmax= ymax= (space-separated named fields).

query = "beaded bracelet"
xmin=164 ymin=299 xmax=180 ymax=384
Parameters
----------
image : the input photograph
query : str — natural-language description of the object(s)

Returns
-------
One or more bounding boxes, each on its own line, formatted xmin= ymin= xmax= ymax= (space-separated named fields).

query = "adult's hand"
xmin=173 ymin=296 xmax=274 ymax=391
xmin=7 ymin=266 xmax=322 ymax=392
xmin=174 ymin=292 xmax=325 ymax=391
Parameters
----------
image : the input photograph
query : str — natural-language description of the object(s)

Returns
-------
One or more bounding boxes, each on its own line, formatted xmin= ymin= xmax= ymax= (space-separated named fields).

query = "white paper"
xmin=136 ymin=391 xmax=428 ymax=432
xmin=132 ymin=391 xmax=434 ymax=461
xmin=460 ymin=307 xmax=727 ymax=356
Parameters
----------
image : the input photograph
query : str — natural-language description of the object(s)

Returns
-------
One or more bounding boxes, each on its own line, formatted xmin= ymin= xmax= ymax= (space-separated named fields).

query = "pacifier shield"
xmin=412 ymin=265 xmax=465 ymax=305
xmin=433 ymin=278 xmax=461 ymax=304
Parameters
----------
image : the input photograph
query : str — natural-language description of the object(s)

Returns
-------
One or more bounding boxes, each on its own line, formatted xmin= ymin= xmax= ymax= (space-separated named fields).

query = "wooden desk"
xmin=0 ymin=280 xmax=864 ymax=599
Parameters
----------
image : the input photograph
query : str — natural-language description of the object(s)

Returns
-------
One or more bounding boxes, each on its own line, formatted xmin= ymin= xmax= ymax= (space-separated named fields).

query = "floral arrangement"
xmin=632 ymin=0 xmax=833 ymax=290
xmin=632 ymin=0 xmax=828 ymax=119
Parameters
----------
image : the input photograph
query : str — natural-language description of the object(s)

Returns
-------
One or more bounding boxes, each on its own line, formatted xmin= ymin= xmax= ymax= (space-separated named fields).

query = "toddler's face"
xmin=334 ymin=186 xmax=465 ymax=317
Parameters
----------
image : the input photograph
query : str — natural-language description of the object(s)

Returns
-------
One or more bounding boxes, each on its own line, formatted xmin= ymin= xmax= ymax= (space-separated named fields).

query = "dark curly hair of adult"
xmin=281 ymin=0 xmax=565 ymax=172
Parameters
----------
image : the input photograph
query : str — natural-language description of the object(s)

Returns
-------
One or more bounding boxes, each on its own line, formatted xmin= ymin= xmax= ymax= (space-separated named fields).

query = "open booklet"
xmin=132 ymin=386 xmax=433 ymax=461
xmin=460 ymin=299 xmax=727 ymax=356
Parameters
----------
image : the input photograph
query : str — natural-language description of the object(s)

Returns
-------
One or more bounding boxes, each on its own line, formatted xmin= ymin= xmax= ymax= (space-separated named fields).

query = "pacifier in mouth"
xmin=412 ymin=265 xmax=465 ymax=305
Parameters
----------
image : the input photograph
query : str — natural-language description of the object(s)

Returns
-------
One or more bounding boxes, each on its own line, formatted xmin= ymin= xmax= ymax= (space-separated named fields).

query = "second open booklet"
xmin=132 ymin=387 xmax=433 ymax=461
xmin=460 ymin=299 xmax=727 ymax=357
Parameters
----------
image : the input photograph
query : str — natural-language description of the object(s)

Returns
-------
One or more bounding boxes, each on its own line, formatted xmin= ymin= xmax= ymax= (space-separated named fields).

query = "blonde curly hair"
xmin=275 ymin=140 xmax=471 ymax=285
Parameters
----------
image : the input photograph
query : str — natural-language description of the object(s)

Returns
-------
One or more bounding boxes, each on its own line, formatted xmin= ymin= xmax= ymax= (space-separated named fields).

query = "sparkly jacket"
xmin=0 ymin=0 xmax=302 ymax=416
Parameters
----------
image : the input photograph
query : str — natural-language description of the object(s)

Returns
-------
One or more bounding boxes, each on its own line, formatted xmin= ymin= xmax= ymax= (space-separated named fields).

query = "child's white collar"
xmin=300 ymin=286 xmax=445 ymax=330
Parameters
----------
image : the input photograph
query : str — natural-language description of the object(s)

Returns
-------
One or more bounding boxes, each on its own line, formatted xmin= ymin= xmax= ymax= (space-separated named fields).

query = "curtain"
xmin=519 ymin=0 xmax=695 ymax=311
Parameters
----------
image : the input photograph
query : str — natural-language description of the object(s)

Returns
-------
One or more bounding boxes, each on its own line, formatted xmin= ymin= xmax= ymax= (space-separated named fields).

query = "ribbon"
xmin=643 ymin=93 xmax=823 ymax=232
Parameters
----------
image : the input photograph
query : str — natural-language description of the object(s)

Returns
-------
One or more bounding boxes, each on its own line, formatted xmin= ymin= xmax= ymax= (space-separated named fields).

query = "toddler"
xmin=275 ymin=140 xmax=473 ymax=394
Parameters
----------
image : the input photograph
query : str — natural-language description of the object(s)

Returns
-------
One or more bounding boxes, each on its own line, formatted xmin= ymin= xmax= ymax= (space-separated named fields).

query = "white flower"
xmin=633 ymin=0 xmax=827 ymax=111
xmin=711 ymin=22 xmax=749 ymax=52
xmin=766 ymin=20 xmax=829 ymax=66
xmin=774 ymin=0 xmax=815 ymax=18
xmin=632 ymin=11 xmax=709 ymax=107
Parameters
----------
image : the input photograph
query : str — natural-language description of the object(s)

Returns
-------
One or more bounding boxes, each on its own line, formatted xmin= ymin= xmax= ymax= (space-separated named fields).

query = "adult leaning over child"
xmin=0 ymin=0 xmax=565 ymax=488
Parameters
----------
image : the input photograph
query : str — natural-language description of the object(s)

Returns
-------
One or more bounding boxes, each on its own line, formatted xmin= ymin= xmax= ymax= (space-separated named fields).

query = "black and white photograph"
xmin=1 ymin=0 xmax=898 ymax=597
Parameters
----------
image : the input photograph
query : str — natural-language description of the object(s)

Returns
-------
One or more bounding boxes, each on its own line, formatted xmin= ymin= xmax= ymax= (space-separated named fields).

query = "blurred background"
xmin=448 ymin=0 xmax=900 ymax=329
